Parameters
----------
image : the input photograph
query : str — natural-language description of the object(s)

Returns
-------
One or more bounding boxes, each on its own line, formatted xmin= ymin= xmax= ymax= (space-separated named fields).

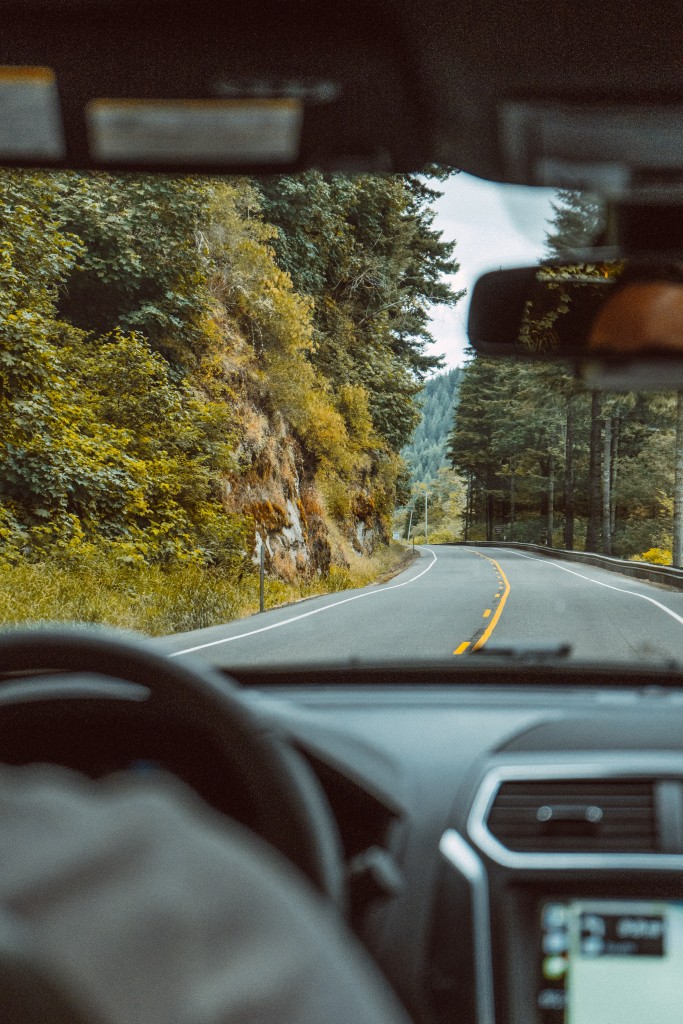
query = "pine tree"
xmin=402 ymin=367 xmax=462 ymax=488
xmin=545 ymin=190 xmax=603 ymax=256
xmin=258 ymin=172 xmax=464 ymax=452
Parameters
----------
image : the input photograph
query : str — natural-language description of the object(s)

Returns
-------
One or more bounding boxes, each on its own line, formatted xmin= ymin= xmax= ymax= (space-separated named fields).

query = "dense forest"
xmin=395 ymin=366 xmax=464 ymax=544
xmin=402 ymin=367 xmax=462 ymax=486
xmin=448 ymin=191 xmax=683 ymax=565
xmin=0 ymin=169 xmax=462 ymax=615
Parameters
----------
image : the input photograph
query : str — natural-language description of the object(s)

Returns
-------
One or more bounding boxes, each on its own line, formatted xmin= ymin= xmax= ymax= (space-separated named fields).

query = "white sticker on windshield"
xmin=0 ymin=66 xmax=65 ymax=159
xmin=87 ymin=98 xmax=302 ymax=165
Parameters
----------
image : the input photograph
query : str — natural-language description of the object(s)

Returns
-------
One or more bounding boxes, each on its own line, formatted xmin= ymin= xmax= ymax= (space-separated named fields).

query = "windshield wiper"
xmin=472 ymin=640 xmax=572 ymax=662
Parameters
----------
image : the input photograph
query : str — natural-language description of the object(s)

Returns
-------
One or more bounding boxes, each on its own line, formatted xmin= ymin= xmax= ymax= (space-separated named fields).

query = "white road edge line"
xmin=511 ymin=550 xmax=683 ymax=628
xmin=169 ymin=547 xmax=439 ymax=656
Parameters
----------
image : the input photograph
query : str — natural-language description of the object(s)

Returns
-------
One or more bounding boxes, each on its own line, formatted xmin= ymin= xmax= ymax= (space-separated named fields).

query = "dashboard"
xmin=3 ymin=650 xmax=683 ymax=1024
xmin=241 ymin=675 xmax=683 ymax=1024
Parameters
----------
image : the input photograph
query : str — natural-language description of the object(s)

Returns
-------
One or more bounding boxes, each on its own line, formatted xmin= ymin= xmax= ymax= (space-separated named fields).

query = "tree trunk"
xmin=586 ymin=391 xmax=602 ymax=552
xmin=546 ymin=453 xmax=555 ymax=546
xmin=510 ymin=468 xmax=516 ymax=536
xmin=610 ymin=415 xmax=620 ymax=539
xmin=464 ymin=473 xmax=471 ymax=543
xmin=563 ymin=397 xmax=575 ymax=549
xmin=486 ymin=487 xmax=493 ymax=542
xmin=601 ymin=416 xmax=612 ymax=556
xmin=539 ymin=456 xmax=548 ymax=542
xmin=674 ymin=391 xmax=683 ymax=567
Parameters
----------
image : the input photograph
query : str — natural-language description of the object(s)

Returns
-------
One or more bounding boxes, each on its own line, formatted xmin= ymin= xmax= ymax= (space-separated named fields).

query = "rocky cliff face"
xmin=225 ymin=396 xmax=379 ymax=581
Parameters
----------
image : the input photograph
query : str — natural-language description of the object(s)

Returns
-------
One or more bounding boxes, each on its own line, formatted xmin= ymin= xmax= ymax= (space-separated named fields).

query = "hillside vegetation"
xmin=0 ymin=171 xmax=460 ymax=630
xmin=396 ymin=367 xmax=464 ymax=544
xmin=402 ymin=367 xmax=462 ymax=485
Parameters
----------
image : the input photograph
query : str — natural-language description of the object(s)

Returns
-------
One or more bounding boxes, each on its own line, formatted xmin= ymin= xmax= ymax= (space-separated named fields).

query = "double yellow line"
xmin=453 ymin=551 xmax=511 ymax=655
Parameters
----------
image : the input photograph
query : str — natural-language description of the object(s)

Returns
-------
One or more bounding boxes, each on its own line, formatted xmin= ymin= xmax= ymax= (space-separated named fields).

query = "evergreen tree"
xmin=402 ymin=367 xmax=462 ymax=487
xmin=447 ymin=187 xmax=682 ymax=562
xmin=546 ymin=190 xmax=603 ymax=255
xmin=258 ymin=172 xmax=464 ymax=451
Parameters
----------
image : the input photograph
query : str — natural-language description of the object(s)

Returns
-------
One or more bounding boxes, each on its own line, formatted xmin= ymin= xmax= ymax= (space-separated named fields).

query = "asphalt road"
xmin=156 ymin=545 xmax=683 ymax=669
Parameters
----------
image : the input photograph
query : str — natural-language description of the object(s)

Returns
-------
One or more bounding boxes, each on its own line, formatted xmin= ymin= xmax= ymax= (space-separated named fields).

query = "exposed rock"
xmin=224 ymin=386 xmax=383 ymax=580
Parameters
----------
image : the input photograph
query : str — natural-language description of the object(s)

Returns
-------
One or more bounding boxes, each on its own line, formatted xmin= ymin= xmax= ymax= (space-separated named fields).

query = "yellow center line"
xmin=472 ymin=554 xmax=510 ymax=650
xmin=452 ymin=550 xmax=511 ymax=657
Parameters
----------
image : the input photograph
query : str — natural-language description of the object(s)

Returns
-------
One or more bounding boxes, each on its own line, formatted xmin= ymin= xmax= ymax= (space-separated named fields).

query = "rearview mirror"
xmin=468 ymin=258 xmax=683 ymax=389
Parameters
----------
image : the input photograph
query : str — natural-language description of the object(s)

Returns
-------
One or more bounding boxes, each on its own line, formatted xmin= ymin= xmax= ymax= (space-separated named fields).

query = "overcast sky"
xmin=425 ymin=173 xmax=557 ymax=368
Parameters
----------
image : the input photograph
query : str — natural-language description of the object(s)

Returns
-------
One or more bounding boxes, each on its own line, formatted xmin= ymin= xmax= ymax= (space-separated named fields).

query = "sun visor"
xmin=0 ymin=0 xmax=420 ymax=173
xmin=87 ymin=99 xmax=303 ymax=166
xmin=500 ymin=102 xmax=683 ymax=196
xmin=0 ymin=66 xmax=64 ymax=160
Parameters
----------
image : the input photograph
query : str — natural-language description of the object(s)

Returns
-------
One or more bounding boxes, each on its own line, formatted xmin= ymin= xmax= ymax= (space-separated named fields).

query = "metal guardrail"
xmin=460 ymin=541 xmax=683 ymax=590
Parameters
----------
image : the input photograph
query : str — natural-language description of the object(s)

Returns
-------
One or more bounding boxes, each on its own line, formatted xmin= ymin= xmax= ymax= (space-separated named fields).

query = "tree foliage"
xmin=0 ymin=169 xmax=462 ymax=571
xmin=259 ymin=172 xmax=463 ymax=450
xmin=448 ymin=191 xmax=681 ymax=558
xmin=402 ymin=367 xmax=462 ymax=485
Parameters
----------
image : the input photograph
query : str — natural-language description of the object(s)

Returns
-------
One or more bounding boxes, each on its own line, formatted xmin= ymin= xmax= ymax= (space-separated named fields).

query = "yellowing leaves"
xmin=0 ymin=168 xmax=455 ymax=575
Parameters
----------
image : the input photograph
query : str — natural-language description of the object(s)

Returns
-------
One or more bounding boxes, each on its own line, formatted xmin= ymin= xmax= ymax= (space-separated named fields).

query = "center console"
xmin=427 ymin=755 xmax=683 ymax=1024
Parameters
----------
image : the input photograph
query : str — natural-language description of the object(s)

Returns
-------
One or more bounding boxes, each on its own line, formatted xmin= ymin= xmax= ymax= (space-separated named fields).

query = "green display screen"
xmin=538 ymin=899 xmax=683 ymax=1024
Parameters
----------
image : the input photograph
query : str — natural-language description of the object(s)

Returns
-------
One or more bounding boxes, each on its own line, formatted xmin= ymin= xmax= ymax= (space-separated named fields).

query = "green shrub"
xmin=614 ymin=521 xmax=672 ymax=560
xmin=427 ymin=527 xmax=461 ymax=544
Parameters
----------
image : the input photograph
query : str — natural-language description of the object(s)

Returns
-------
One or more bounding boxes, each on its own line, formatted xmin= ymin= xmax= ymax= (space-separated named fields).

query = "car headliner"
xmin=1 ymin=0 xmax=683 ymax=184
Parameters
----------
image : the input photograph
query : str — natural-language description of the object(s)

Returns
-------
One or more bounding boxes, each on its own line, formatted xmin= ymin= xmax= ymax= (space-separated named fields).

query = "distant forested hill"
xmin=402 ymin=367 xmax=462 ymax=486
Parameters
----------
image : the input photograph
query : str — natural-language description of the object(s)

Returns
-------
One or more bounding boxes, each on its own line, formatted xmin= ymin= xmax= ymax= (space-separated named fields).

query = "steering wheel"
xmin=0 ymin=625 xmax=345 ymax=908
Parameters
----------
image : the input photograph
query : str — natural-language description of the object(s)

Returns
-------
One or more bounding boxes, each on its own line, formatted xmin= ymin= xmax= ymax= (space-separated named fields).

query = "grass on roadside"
xmin=0 ymin=543 xmax=416 ymax=637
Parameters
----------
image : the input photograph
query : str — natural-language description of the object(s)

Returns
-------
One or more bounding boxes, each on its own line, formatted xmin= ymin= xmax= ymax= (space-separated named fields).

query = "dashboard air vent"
xmin=487 ymin=779 xmax=658 ymax=853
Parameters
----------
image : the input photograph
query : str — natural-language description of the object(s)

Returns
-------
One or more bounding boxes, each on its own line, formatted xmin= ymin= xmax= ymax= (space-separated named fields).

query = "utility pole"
xmin=424 ymin=491 xmax=429 ymax=544
xmin=406 ymin=507 xmax=414 ymax=542
xmin=259 ymin=542 xmax=265 ymax=612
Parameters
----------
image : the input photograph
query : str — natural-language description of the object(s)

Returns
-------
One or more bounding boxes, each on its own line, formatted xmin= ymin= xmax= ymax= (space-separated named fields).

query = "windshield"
xmin=1 ymin=167 xmax=681 ymax=670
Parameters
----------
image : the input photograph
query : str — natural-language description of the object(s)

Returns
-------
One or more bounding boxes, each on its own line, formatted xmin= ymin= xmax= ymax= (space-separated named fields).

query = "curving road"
xmin=156 ymin=546 xmax=683 ymax=669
